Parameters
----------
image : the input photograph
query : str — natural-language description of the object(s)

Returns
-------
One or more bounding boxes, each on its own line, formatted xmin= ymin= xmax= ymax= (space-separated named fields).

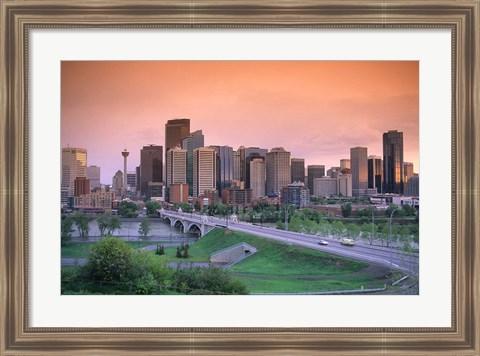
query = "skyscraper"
xmin=249 ymin=158 xmax=266 ymax=199
xmin=233 ymin=150 xmax=241 ymax=181
xmin=337 ymin=173 xmax=353 ymax=197
xmin=210 ymin=145 xmax=234 ymax=194
xmin=112 ymin=170 xmax=124 ymax=197
xmin=368 ymin=155 xmax=383 ymax=193
xmin=193 ymin=147 xmax=217 ymax=198
xmin=340 ymin=159 xmax=350 ymax=171
xmin=238 ymin=146 xmax=268 ymax=188
xmin=266 ymin=147 xmax=291 ymax=196
xmin=61 ymin=147 xmax=87 ymax=204
xmin=74 ymin=177 xmax=90 ymax=197
xmin=165 ymin=118 xmax=190 ymax=156
xmin=182 ymin=130 xmax=204 ymax=196
xmin=307 ymin=165 xmax=325 ymax=195
xmin=86 ymin=165 xmax=100 ymax=191
xmin=140 ymin=144 xmax=163 ymax=196
xmin=165 ymin=118 xmax=190 ymax=189
xmin=291 ymin=158 xmax=305 ymax=183
xmin=166 ymin=147 xmax=187 ymax=187
xmin=280 ymin=182 xmax=310 ymax=208
xmin=126 ymin=172 xmax=136 ymax=193
xmin=383 ymin=130 xmax=404 ymax=194
xmin=404 ymin=162 xmax=414 ymax=182
xmin=350 ymin=147 xmax=368 ymax=196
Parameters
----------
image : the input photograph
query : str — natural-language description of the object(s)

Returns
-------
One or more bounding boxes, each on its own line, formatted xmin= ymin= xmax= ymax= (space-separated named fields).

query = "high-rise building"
xmin=165 ymin=118 xmax=190 ymax=188
xmin=210 ymin=145 xmax=234 ymax=194
xmin=233 ymin=150 xmax=241 ymax=181
xmin=291 ymin=158 xmax=305 ymax=183
xmin=405 ymin=175 xmax=419 ymax=196
xmin=249 ymin=158 xmax=266 ymax=199
xmin=238 ymin=146 xmax=268 ymax=188
xmin=307 ymin=165 xmax=325 ymax=194
xmin=61 ymin=147 xmax=87 ymax=204
xmin=368 ymin=155 xmax=383 ymax=193
xmin=126 ymin=172 xmax=136 ymax=191
xmin=166 ymin=147 xmax=187 ymax=187
xmin=193 ymin=147 xmax=217 ymax=198
xmin=169 ymin=183 xmax=189 ymax=203
xmin=86 ymin=165 xmax=100 ymax=191
xmin=74 ymin=177 xmax=90 ymax=197
xmin=340 ymin=159 xmax=350 ymax=171
xmin=140 ymin=144 xmax=163 ymax=196
xmin=266 ymin=147 xmax=291 ymax=196
xmin=165 ymin=118 xmax=190 ymax=156
xmin=350 ymin=147 xmax=368 ymax=196
xmin=135 ymin=166 xmax=141 ymax=193
xmin=383 ymin=130 xmax=404 ymax=194
xmin=280 ymin=182 xmax=310 ymax=208
xmin=182 ymin=130 xmax=204 ymax=196
xmin=337 ymin=173 xmax=353 ymax=197
xmin=327 ymin=166 xmax=341 ymax=179
xmin=112 ymin=170 xmax=123 ymax=197
xmin=404 ymin=162 xmax=414 ymax=182
xmin=313 ymin=177 xmax=337 ymax=197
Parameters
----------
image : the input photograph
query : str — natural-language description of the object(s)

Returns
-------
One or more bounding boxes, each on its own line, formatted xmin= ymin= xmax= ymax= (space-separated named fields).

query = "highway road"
xmin=162 ymin=211 xmax=419 ymax=272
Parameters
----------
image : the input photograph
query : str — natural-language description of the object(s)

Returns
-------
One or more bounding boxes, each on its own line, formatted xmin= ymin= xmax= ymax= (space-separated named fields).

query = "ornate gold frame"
xmin=1 ymin=1 xmax=478 ymax=354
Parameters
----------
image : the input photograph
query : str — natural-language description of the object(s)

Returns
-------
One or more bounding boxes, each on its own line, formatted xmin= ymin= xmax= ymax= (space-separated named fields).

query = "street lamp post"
xmin=371 ymin=207 xmax=375 ymax=245
xmin=283 ymin=204 xmax=292 ymax=244
xmin=389 ymin=207 xmax=401 ymax=268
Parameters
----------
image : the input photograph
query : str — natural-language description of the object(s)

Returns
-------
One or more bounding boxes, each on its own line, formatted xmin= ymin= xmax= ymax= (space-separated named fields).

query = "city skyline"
xmin=61 ymin=61 xmax=419 ymax=184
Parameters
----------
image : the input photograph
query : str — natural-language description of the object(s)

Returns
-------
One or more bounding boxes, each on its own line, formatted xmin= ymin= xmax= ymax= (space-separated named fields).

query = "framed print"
xmin=1 ymin=0 xmax=478 ymax=354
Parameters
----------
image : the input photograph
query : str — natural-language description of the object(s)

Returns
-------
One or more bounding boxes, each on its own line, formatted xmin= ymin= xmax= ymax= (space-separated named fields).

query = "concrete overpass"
xmin=159 ymin=209 xmax=217 ymax=237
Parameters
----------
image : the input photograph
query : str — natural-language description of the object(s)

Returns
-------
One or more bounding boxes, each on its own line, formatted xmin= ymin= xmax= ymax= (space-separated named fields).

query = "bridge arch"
xmin=173 ymin=219 xmax=185 ymax=233
xmin=187 ymin=223 xmax=202 ymax=236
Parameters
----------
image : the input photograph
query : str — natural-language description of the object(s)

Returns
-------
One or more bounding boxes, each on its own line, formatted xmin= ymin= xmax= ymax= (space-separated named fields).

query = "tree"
xmin=118 ymin=201 xmax=138 ymax=218
xmin=341 ymin=203 xmax=352 ymax=218
xmin=155 ymin=244 xmax=165 ymax=255
xmin=401 ymin=204 xmax=416 ymax=216
xmin=361 ymin=222 xmax=377 ymax=245
xmin=171 ymin=265 xmax=248 ymax=295
xmin=346 ymin=223 xmax=361 ymax=238
xmin=172 ymin=202 xmax=194 ymax=213
xmin=385 ymin=204 xmax=400 ymax=217
xmin=138 ymin=219 xmax=152 ymax=238
xmin=84 ymin=236 xmax=134 ymax=283
xmin=215 ymin=203 xmax=228 ymax=217
xmin=61 ymin=216 xmax=74 ymax=246
xmin=72 ymin=211 xmax=91 ymax=238
xmin=176 ymin=246 xmax=182 ymax=258
xmin=97 ymin=213 xmax=122 ymax=237
xmin=193 ymin=201 xmax=201 ymax=212
xmin=145 ymin=200 xmax=161 ymax=215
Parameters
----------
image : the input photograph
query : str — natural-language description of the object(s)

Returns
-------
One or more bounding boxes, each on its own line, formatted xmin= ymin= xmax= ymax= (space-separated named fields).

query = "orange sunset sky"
xmin=61 ymin=61 xmax=419 ymax=184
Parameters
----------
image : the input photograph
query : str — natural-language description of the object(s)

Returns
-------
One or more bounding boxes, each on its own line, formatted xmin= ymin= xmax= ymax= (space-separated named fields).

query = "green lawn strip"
xmin=232 ymin=270 xmax=386 ymax=294
xmin=229 ymin=246 xmax=366 ymax=276
xmin=179 ymin=228 xmax=367 ymax=275
xmin=62 ymin=241 xmax=155 ymax=259
xmin=236 ymin=275 xmax=382 ymax=294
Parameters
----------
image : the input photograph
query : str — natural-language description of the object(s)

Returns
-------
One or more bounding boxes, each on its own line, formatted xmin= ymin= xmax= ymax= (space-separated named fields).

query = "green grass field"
xmin=61 ymin=241 xmax=154 ymax=258
xmin=164 ymin=229 xmax=390 ymax=293
xmin=62 ymin=229 xmax=394 ymax=294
